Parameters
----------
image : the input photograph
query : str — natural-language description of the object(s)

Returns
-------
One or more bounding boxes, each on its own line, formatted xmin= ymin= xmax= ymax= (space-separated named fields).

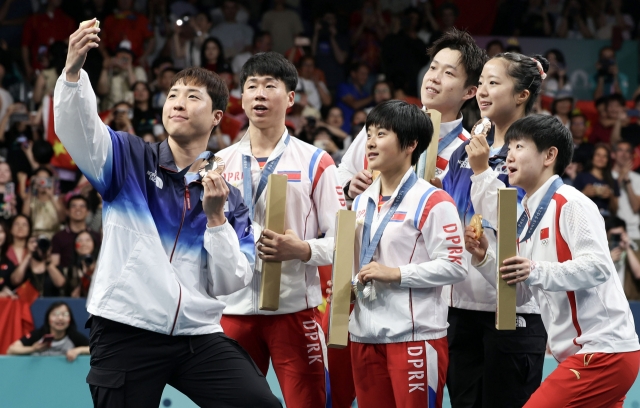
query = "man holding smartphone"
xmin=54 ymin=20 xmax=280 ymax=408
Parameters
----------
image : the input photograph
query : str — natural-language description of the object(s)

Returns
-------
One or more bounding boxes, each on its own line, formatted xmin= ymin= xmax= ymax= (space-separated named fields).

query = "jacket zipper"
xmin=169 ymin=183 xmax=189 ymax=335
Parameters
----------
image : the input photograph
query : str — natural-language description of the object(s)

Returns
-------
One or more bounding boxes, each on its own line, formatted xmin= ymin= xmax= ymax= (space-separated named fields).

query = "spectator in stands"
xmin=68 ymin=230 xmax=99 ymax=298
xmin=32 ymin=41 xmax=67 ymax=106
xmin=131 ymin=81 xmax=159 ymax=137
xmin=593 ymin=0 xmax=634 ymax=41
xmin=606 ymin=217 xmax=640 ymax=300
xmin=149 ymin=56 xmax=174 ymax=93
xmin=100 ymin=0 xmax=155 ymax=65
xmin=296 ymin=55 xmax=331 ymax=111
xmin=97 ymin=47 xmax=147 ymax=111
xmin=485 ymin=39 xmax=504 ymax=58
xmin=427 ymin=3 xmax=459 ymax=46
xmin=104 ymin=101 xmax=136 ymax=134
xmin=6 ymin=301 xmax=89 ymax=361
xmin=232 ymin=31 xmax=272 ymax=75
xmin=612 ymin=95 xmax=640 ymax=148
xmin=260 ymin=0 xmax=304 ymax=55
xmin=381 ymin=7 xmax=429 ymax=97
xmin=0 ymin=161 xmax=17 ymax=220
xmin=312 ymin=11 xmax=348 ymax=92
xmin=1 ymin=103 xmax=39 ymax=181
xmin=337 ymin=63 xmax=373 ymax=133
xmin=551 ymin=91 xmax=573 ymax=128
xmin=51 ymin=195 xmax=101 ymax=271
xmin=312 ymin=127 xmax=343 ymax=165
xmin=200 ymin=37 xmax=229 ymax=74
xmin=0 ymin=220 xmax=15 ymax=298
xmin=365 ymin=80 xmax=393 ymax=114
xmin=542 ymin=48 xmax=571 ymax=97
xmin=590 ymin=94 xmax=626 ymax=145
xmin=186 ymin=12 xmax=214 ymax=67
xmin=556 ymin=0 xmax=596 ymax=39
xmin=592 ymin=46 xmax=629 ymax=99
xmin=10 ymin=232 xmax=65 ymax=297
xmin=0 ymin=56 xmax=12 ymax=128
xmin=151 ymin=66 xmax=178 ymax=111
xmin=612 ymin=141 xmax=640 ymax=242
xmin=573 ymin=143 xmax=620 ymax=217
xmin=570 ymin=112 xmax=594 ymax=172
xmin=316 ymin=108 xmax=349 ymax=142
xmin=21 ymin=167 xmax=63 ymax=240
xmin=20 ymin=0 xmax=75 ymax=81
xmin=350 ymin=0 xmax=389 ymax=74
xmin=517 ymin=0 xmax=553 ymax=37
xmin=6 ymin=214 xmax=30 ymax=266
xmin=210 ymin=0 xmax=253 ymax=59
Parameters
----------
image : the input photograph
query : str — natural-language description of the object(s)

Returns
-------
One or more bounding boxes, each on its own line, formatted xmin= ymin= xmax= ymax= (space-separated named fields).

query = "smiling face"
xmin=48 ymin=305 xmax=71 ymax=333
xmin=421 ymin=48 xmax=475 ymax=118
xmin=68 ymin=198 xmax=88 ymax=223
xmin=592 ymin=146 xmax=610 ymax=170
xmin=477 ymin=58 xmax=524 ymax=124
xmin=75 ymin=231 xmax=94 ymax=256
xmin=366 ymin=125 xmax=415 ymax=174
xmin=241 ymin=75 xmax=294 ymax=130
xmin=162 ymin=80 xmax=219 ymax=142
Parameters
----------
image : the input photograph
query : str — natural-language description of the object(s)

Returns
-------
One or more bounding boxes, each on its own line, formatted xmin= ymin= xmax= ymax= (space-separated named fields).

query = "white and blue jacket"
xmin=53 ymin=70 xmax=254 ymax=335
xmin=441 ymin=131 xmax=539 ymax=314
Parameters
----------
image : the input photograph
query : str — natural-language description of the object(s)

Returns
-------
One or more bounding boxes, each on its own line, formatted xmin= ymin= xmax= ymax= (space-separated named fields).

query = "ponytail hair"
xmin=493 ymin=52 xmax=549 ymax=115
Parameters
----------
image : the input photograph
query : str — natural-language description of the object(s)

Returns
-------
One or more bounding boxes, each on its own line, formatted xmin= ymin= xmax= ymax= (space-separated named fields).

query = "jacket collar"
xmin=361 ymin=167 xmax=415 ymax=205
xmin=236 ymin=128 xmax=290 ymax=161
xmin=521 ymin=174 xmax=560 ymax=214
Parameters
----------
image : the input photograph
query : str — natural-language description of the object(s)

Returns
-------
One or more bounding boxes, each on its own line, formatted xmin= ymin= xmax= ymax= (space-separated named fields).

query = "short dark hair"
xmin=366 ymin=100 xmax=433 ymax=165
xmin=607 ymin=93 xmax=626 ymax=107
xmin=67 ymin=194 xmax=89 ymax=210
xmin=42 ymin=301 xmax=78 ymax=334
xmin=493 ymin=52 xmax=550 ymax=114
xmin=170 ymin=67 xmax=229 ymax=111
xmin=239 ymin=52 xmax=298 ymax=92
xmin=605 ymin=216 xmax=627 ymax=232
xmin=428 ymin=28 xmax=488 ymax=88
xmin=486 ymin=39 xmax=504 ymax=52
xmin=570 ymin=111 xmax=587 ymax=123
xmin=505 ymin=114 xmax=573 ymax=175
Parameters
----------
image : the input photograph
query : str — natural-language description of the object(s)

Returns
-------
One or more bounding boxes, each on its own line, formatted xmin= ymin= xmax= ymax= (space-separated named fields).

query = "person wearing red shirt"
xmin=99 ymin=0 xmax=155 ymax=64
xmin=21 ymin=0 xmax=76 ymax=80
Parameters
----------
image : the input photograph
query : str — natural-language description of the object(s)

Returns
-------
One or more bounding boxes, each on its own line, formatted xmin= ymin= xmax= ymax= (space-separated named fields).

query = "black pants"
xmin=86 ymin=316 xmax=282 ymax=408
xmin=446 ymin=308 xmax=547 ymax=408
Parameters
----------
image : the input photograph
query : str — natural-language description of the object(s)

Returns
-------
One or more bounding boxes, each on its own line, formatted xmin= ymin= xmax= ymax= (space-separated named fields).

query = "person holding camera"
xmin=593 ymin=46 xmax=629 ymax=100
xmin=10 ymin=232 xmax=65 ymax=297
xmin=7 ymin=301 xmax=89 ymax=361
xmin=606 ymin=217 xmax=640 ymax=300
xmin=21 ymin=167 xmax=63 ymax=240
xmin=573 ymin=143 xmax=620 ymax=217
xmin=104 ymin=101 xmax=136 ymax=134
xmin=67 ymin=230 xmax=99 ymax=298
xmin=97 ymin=47 xmax=147 ymax=111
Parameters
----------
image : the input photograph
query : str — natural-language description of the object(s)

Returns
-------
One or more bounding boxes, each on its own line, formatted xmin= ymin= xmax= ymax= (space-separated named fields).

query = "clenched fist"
xmin=202 ymin=171 xmax=229 ymax=227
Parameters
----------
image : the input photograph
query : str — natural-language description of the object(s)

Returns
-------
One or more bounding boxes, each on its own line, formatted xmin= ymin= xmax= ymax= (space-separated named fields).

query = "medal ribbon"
xmin=416 ymin=122 xmax=463 ymax=178
xmin=517 ymin=177 xmax=563 ymax=242
xmin=242 ymin=133 xmax=290 ymax=217
xmin=360 ymin=172 xmax=417 ymax=267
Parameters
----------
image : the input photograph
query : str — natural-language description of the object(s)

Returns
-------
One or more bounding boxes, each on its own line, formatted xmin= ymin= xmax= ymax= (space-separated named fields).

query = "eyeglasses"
xmin=51 ymin=312 xmax=70 ymax=318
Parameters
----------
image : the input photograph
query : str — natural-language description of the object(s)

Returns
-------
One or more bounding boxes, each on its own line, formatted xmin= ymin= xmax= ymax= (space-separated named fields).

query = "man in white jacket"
xmin=466 ymin=115 xmax=640 ymax=407
xmin=54 ymin=21 xmax=280 ymax=408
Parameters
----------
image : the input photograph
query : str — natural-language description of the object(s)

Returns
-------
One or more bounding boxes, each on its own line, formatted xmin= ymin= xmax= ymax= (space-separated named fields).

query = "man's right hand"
xmin=65 ymin=19 xmax=101 ymax=82
xmin=349 ymin=170 xmax=373 ymax=198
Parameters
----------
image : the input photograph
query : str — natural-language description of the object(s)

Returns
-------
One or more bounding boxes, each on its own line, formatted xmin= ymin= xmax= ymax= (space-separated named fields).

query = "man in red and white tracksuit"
xmin=469 ymin=115 xmax=640 ymax=407
xmin=217 ymin=53 xmax=345 ymax=408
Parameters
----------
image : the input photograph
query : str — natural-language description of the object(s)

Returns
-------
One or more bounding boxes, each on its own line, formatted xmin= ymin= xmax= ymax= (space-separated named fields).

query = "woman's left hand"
xmin=66 ymin=348 xmax=82 ymax=362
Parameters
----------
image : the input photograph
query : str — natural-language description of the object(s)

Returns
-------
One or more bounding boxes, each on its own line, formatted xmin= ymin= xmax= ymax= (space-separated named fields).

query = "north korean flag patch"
xmin=540 ymin=227 xmax=549 ymax=240
xmin=277 ymin=170 xmax=301 ymax=182
xmin=390 ymin=212 xmax=407 ymax=222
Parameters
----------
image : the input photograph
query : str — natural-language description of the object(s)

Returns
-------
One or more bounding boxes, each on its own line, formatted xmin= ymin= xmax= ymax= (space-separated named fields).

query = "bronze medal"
xmin=199 ymin=156 xmax=225 ymax=178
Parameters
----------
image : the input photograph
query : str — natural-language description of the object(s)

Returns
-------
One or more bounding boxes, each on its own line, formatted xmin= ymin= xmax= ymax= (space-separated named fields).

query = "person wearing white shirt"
xmin=467 ymin=115 xmax=640 ymax=407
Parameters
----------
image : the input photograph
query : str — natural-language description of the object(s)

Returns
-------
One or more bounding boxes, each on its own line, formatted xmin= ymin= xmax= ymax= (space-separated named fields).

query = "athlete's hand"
xmin=349 ymin=170 xmax=373 ymax=198
xmin=202 ymin=171 xmax=228 ymax=227
xmin=500 ymin=256 xmax=532 ymax=285
xmin=430 ymin=177 xmax=442 ymax=189
xmin=465 ymin=134 xmax=490 ymax=175
xmin=464 ymin=225 xmax=488 ymax=264
xmin=65 ymin=18 xmax=101 ymax=82
xmin=358 ymin=262 xmax=401 ymax=284
xmin=325 ymin=279 xmax=356 ymax=304
xmin=258 ymin=229 xmax=311 ymax=262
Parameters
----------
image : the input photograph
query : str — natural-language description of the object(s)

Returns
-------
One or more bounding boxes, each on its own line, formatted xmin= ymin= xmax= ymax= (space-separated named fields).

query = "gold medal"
xmin=470 ymin=214 xmax=484 ymax=239
xmin=199 ymin=156 xmax=225 ymax=178
xmin=471 ymin=117 xmax=492 ymax=138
